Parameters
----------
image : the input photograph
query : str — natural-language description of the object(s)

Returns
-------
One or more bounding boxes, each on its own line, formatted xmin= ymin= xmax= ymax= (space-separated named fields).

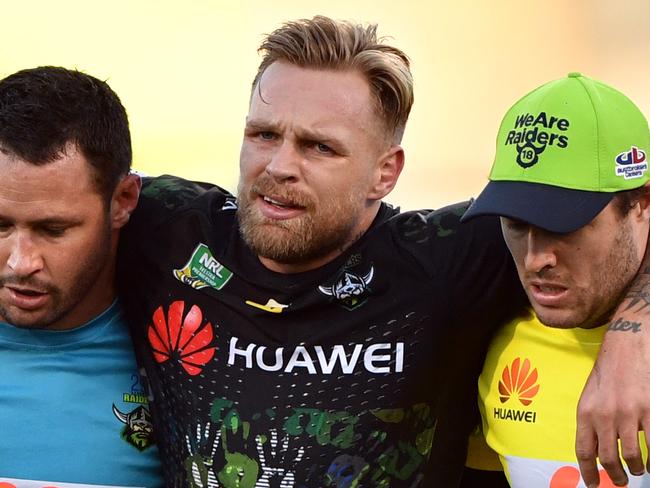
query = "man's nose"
xmin=6 ymin=234 xmax=44 ymax=276
xmin=523 ymin=228 xmax=558 ymax=273
xmin=265 ymin=140 xmax=301 ymax=182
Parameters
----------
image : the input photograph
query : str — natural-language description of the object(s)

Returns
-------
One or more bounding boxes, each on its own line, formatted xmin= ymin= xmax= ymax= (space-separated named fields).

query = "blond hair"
xmin=253 ymin=16 xmax=414 ymax=143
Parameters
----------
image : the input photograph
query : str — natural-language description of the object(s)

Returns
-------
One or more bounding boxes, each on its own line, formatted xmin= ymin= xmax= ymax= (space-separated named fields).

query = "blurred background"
xmin=2 ymin=0 xmax=649 ymax=209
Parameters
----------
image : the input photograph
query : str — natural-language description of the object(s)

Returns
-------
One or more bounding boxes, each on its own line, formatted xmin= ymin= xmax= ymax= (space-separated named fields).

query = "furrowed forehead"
xmin=249 ymin=63 xmax=387 ymax=143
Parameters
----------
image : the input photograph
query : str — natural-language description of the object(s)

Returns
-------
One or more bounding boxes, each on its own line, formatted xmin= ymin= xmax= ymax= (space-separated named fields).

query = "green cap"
xmin=461 ymin=73 xmax=650 ymax=232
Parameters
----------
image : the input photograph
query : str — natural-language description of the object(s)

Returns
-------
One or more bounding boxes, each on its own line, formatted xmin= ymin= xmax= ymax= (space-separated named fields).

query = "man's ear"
xmin=367 ymin=144 xmax=405 ymax=200
xmin=110 ymin=172 xmax=141 ymax=229
xmin=636 ymin=181 xmax=650 ymax=221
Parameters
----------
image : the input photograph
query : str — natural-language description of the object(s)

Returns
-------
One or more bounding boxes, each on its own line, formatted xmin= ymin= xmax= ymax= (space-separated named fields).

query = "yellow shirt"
xmin=478 ymin=312 xmax=649 ymax=487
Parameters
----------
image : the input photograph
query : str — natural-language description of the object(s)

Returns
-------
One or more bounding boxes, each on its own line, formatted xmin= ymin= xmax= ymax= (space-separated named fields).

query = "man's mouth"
xmin=528 ymin=281 xmax=569 ymax=306
xmin=536 ymin=284 xmax=566 ymax=293
xmin=8 ymin=286 xmax=46 ymax=296
xmin=3 ymin=285 xmax=50 ymax=310
xmin=256 ymin=193 xmax=308 ymax=220
xmin=262 ymin=194 xmax=307 ymax=208
xmin=263 ymin=195 xmax=294 ymax=208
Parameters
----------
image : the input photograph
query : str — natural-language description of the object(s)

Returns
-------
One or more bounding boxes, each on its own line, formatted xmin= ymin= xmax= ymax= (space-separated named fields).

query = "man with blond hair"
xmin=119 ymin=17 xmax=650 ymax=487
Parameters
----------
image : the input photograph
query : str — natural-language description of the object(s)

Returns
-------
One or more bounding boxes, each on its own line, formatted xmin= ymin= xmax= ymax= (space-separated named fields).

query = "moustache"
xmin=249 ymin=175 xmax=312 ymax=209
xmin=0 ymin=275 xmax=54 ymax=294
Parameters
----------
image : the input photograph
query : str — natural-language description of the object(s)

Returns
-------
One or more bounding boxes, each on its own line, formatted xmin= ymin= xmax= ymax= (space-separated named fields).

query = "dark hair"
xmin=253 ymin=16 xmax=413 ymax=143
xmin=613 ymin=186 xmax=649 ymax=216
xmin=0 ymin=66 xmax=131 ymax=200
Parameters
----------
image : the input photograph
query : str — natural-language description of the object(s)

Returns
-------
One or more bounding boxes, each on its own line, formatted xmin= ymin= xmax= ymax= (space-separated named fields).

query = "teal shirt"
xmin=0 ymin=301 xmax=163 ymax=487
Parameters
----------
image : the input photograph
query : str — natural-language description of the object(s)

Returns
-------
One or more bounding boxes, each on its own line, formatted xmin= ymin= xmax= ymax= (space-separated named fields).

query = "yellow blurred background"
xmin=2 ymin=0 xmax=649 ymax=209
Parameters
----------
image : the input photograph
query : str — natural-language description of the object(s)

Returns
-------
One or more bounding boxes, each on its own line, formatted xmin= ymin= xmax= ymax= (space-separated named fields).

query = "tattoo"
xmin=621 ymin=263 xmax=650 ymax=313
xmin=622 ymin=282 xmax=650 ymax=313
xmin=608 ymin=317 xmax=642 ymax=333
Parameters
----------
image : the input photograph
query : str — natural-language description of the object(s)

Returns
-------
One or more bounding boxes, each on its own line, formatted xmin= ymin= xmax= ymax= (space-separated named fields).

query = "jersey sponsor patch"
xmin=493 ymin=357 xmax=540 ymax=424
xmin=146 ymin=300 xmax=407 ymax=377
xmin=498 ymin=357 xmax=540 ymax=406
xmin=173 ymin=243 xmax=233 ymax=291
xmin=148 ymin=301 xmax=216 ymax=376
xmin=227 ymin=337 xmax=404 ymax=375
xmin=615 ymin=146 xmax=648 ymax=180
xmin=245 ymin=298 xmax=290 ymax=313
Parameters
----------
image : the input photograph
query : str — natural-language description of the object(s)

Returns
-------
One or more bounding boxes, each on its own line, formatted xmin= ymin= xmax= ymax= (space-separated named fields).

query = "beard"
xmin=237 ymin=174 xmax=367 ymax=266
xmin=532 ymin=217 xmax=641 ymax=329
xmin=577 ymin=217 xmax=641 ymax=329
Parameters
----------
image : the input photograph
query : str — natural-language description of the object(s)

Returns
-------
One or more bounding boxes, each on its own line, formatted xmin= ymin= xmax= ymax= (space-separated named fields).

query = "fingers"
xmin=576 ymin=421 xmax=601 ymax=488
xmin=576 ymin=421 xmax=643 ymax=487
xmin=597 ymin=435 xmax=629 ymax=487
xmin=619 ymin=425 xmax=644 ymax=477
xmin=576 ymin=399 xmax=635 ymax=487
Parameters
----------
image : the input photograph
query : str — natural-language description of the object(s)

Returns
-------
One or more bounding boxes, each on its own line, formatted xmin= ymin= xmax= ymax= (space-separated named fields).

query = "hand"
xmin=577 ymin=278 xmax=650 ymax=487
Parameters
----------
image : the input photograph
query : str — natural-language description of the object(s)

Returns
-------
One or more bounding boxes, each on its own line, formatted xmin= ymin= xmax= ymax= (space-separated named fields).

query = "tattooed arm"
xmin=576 ymin=257 xmax=650 ymax=487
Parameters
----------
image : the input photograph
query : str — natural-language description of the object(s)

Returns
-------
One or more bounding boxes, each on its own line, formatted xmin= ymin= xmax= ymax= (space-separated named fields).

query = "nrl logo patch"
xmin=173 ymin=243 xmax=233 ymax=291
xmin=318 ymin=266 xmax=374 ymax=310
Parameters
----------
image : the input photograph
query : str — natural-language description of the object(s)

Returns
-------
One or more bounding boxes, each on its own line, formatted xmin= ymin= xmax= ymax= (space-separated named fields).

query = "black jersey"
xmin=118 ymin=175 xmax=524 ymax=488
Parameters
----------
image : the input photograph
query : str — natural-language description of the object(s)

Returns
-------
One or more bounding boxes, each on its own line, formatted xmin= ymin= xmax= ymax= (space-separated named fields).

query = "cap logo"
xmin=615 ymin=146 xmax=648 ymax=180
xmin=504 ymin=112 xmax=570 ymax=168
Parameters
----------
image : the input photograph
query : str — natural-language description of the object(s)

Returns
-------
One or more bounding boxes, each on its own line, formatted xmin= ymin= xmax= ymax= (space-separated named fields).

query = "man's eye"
xmin=41 ymin=227 xmax=67 ymax=237
xmin=259 ymin=131 xmax=275 ymax=140
xmin=0 ymin=222 xmax=11 ymax=232
xmin=316 ymin=143 xmax=333 ymax=154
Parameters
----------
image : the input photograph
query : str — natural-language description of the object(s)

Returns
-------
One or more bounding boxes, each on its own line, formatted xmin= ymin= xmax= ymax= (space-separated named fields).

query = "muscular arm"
xmin=577 ymin=250 xmax=650 ymax=487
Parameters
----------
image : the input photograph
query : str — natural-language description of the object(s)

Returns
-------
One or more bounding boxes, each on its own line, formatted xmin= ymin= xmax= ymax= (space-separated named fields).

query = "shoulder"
xmin=140 ymin=174 xmax=234 ymax=213
xmin=387 ymin=201 xmax=502 ymax=246
xmin=379 ymin=201 xmax=504 ymax=274
xmin=129 ymin=174 xmax=236 ymax=234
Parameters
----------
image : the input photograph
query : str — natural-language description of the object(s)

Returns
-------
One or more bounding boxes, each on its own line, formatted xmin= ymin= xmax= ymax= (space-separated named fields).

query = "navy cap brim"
xmin=460 ymin=181 xmax=614 ymax=233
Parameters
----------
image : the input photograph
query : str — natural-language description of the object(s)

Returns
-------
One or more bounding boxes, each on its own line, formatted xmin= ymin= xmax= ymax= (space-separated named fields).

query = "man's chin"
xmin=0 ymin=301 xmax=65 ymax=329
xmin=242 ymin=220 xmax=311 ymax=260
xmin=0 ymin=312 xmax=52 ymax=329
xmin=533 ymin=307 xmax=583 ymax=329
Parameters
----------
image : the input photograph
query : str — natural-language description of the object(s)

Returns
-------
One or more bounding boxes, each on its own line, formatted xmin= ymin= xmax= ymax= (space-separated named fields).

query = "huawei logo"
xmin=148 ymin=301 xmax=216 ymax=376
xmin=498 ymin=357 xmax=540 ymax=406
